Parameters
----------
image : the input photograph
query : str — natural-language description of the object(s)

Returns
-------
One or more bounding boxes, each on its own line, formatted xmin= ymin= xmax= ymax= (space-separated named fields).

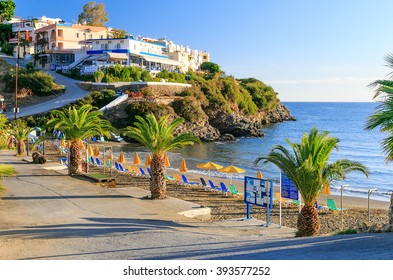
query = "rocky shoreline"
xmin=104 ymin=100 xmax=295 ymax=142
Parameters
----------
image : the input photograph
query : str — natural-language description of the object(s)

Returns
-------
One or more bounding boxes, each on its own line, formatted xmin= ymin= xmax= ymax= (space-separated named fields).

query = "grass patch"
xmin=334 ymin=228 xmax=357 ymax=235
xmin=86 ymin=173 xmax=111 ymax=179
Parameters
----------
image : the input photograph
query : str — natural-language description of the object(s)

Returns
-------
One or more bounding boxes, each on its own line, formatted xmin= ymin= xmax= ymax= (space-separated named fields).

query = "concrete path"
xmin=2 ymin=56 xmax=88 ymax=118
xmin=1 ymin=150 xmax=393 ymax=260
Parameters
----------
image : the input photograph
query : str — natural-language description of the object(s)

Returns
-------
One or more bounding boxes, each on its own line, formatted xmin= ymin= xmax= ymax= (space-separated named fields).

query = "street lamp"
xmin=340 ymin=184 xmax=349 ymax=230
xmin=368 ymin=188 xmax=378 ymax=223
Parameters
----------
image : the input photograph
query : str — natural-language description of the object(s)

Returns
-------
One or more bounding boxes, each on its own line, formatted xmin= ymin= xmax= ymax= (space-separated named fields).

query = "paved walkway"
xmin=1 ymin=150 xmax=393 ymax=260
xmin=2 ymin=56 xmax=89 ymax=118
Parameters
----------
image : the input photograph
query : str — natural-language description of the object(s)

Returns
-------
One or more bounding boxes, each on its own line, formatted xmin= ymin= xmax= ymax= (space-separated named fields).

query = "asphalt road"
xmin=2 ymin=55 xmax=88 ymax=119
xmin=0 ymin=150 xmax=393 ymax=261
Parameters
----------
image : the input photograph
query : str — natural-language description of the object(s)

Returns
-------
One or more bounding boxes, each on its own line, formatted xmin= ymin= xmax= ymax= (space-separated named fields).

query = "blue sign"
xmin=281 ymin=172 xmax=299 ymax=200
xmin=244 ymin=176 xmax=273 ymax=208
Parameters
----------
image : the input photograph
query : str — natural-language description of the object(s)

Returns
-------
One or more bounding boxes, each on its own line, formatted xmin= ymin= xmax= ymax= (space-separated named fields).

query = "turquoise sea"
xmin=114 ymin=102 xmax=393 ymax=201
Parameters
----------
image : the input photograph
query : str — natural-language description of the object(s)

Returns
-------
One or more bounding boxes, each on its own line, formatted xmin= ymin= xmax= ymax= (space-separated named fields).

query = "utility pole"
xmin=14 ymin=23 xmax=20 ymax=120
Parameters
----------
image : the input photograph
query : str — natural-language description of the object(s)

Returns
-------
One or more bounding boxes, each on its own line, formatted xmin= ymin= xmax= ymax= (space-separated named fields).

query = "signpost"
xmin=244 ymin=176 xmax=273 ymax=226
xmin=279 ymin=172 xmax=300 ymax=226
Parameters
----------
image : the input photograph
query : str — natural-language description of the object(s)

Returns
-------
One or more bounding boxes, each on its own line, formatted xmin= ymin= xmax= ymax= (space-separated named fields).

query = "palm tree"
xmin=46 ymin=104 xmax=113 ymax=174
xmin=254 ymin=127 xmax=369 ymax=236
xmin=123 ymin=113 xmax=199 ymax=199
xmin=9 ymin=119 xmax=31 ymax=156
xmin=366 ymin=53 xmax=393 ymax=224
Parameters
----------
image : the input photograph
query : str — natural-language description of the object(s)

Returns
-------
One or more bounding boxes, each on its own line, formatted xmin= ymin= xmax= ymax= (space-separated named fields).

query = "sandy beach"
xmin=39 ymin=142 xmax=391 ymax=235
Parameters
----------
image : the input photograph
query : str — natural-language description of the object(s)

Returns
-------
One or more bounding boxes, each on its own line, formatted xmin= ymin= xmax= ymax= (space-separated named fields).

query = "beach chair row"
xmin=274 ymin=192 xmax=345 ymax=212
xmin=165 ymin=174 xmax=243 ymax=196
xmin=88 ymin=156 xmax=150 ymax=177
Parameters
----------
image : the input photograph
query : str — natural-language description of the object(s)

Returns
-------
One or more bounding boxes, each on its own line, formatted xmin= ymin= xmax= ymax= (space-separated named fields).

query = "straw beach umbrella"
xmin=218 ymin=165 xmax=246 ymax=184
xmin=179 ymin=158 xmax=187 ymax=173
xmin=257 ymin=170 xmax=263 ymax=179
xmin=145 ymin=153 xmax=152 ymax=166
xmin=117 ymin=151 xmax=126 ymax=163
xmin=163 ymin=153 xmax=170 ymax=167
xmin=133 ymin=152 xmax=141 ymax=165
xmin=196 ymin=161 xmax=223 ymax=178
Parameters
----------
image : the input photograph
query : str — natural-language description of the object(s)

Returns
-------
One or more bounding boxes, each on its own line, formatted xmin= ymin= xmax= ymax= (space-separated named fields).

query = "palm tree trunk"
xmin=69 ymin=141 xmax=83 ymax=174
xmin=297 ymin=204 xmax=320 ymax=236
xmin=16 ymin=140 xmax=26 ymax=156
xmin=150 ymin=154 xmax=166 ymax=199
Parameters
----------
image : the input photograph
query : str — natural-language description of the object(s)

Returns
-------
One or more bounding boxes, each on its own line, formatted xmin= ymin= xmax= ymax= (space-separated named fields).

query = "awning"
xmin=107 ymin=52 xmax=128 ymax=61
xmin=138 ymin=53 xmax=181 ymax=66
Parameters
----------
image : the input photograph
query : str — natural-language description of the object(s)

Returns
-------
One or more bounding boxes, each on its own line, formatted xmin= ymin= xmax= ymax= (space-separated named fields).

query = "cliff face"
xmin=104 ymin=99 xmax=294 ymax=142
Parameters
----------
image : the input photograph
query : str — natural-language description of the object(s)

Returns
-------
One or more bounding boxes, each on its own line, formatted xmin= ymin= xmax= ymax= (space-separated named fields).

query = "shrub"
xmin=239 ymin=78 xmax=278 ymax=110
xmin=1 ymin=42 xmax=13 ymax=55
xmin=76 ymin=89 xmax=116 ymax=109
xmin=2 ymin=69 xmax=63 ymax=96
xmin=125 ymin=101 xmax=175 ymax=125
xmin=171 ymin=97 xmax=206 ymax=122
xmin=94 ymin=69 xmax=104 ymax=82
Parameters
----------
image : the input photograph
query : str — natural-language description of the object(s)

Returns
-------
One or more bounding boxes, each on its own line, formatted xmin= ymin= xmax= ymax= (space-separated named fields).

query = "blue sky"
xmin=14 ymin=0 xmax=393 ymax=102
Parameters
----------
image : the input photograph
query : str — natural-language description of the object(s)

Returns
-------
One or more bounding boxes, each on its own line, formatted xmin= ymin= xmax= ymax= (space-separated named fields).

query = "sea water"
xmin=115 ymin=102 xmax=393 ymax=201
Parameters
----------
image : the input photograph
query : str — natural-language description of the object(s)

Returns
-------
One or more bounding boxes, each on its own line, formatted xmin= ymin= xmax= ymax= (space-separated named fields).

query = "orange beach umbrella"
xmin=93 ymin=146 xmax=100 ymax=157
xmin=59 ymin=139 xmax=65 ymax=147
xmin=322 ymin=182 xmax=331 ymax=196
xmin=179 ymin=158 xmax=187 ymax=173
xmin=117 ymin=151 xmax=126 ymax=163
xmin=163 ymin=153 xmax=170 ymax=167
xmin=133 ymin=152 xmax=141 ymax=165
xmin=145 ymin=153 xmax=152 ymax=166
xmin=106 ymin=148 xmax=113 ymax=160
xmin=87 ymin=144 xmax=94 ymax=156
xmin=257 ymin=170 xmax=263 ymax=179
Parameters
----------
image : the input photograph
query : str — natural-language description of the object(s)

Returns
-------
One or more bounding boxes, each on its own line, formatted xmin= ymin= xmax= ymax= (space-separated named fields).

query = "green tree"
xmin=9 ymin=119 xmax=31 ymax=156
xmin=0 ymin=0 xmax=15 ymax=22
xmin=112 ymin=29 xmax=128 ymax=38
xmin=254 ymin=127 xmax=369 ymax=236
xmin=365 ymin=53 xmax=393 ymax=224
xmin=200 ymin=62 xmax=220 ymax=74
xmin=78 ymin=1 xmax=108 ymax=27
xmin=123 ymin=113 xmax=199 ymax=199
xmin=46 ymin=104 xmax=113 ymax=174
xmin=1 ymin=41 xmax=13 ymax=55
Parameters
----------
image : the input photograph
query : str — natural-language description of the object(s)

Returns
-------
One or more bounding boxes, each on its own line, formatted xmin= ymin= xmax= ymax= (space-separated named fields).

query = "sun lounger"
xmin=59 ymin=157 xmax=67 ymax=166
xmin=165 ymin=173 xmax=176 ymax=181
xmin=327 ymin=198 xmax=346 ymax=211
xmin=208 ymin=180 xmax=221 ymax=192
xmin=229 ymin=184 xmax=243 ymax=196
xmin=89 ymin=156 xmax=95 ymax=165
xmin=315 ymin=201 xmax=329 ymax=212
xmin=95 ymin=158 xmax=104 ymax=166
xmin=139 ymin=167 xmax=149 ymax=177
xmin=147 ymin=168 xmax=151 ymax=176
xmin=133 ymin=166 xmax=142 ymax=176
xmin=219 ymin=182 xmax=230 ymax=195
xmin=200 ymin=177 xmax=209 ymax=190
xmin=181 ymin=175 xmax=200 ymax=186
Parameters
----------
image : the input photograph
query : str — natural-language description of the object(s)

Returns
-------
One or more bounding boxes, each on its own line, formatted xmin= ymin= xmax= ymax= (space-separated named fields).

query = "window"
xmin=116 ymin=43 xmax=121 ymax=49
xmin=100 ymin=35 xmax=103 ymax=39
xmin=101 ymin=44 xmax=108 ymax=50
xmin=57 ymin=29 xmax=63 ymax=37
xmin=89 ymin=34 xmax=92 ymax=39
xmin=76 ymin=33 xmax=79 ymax=38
